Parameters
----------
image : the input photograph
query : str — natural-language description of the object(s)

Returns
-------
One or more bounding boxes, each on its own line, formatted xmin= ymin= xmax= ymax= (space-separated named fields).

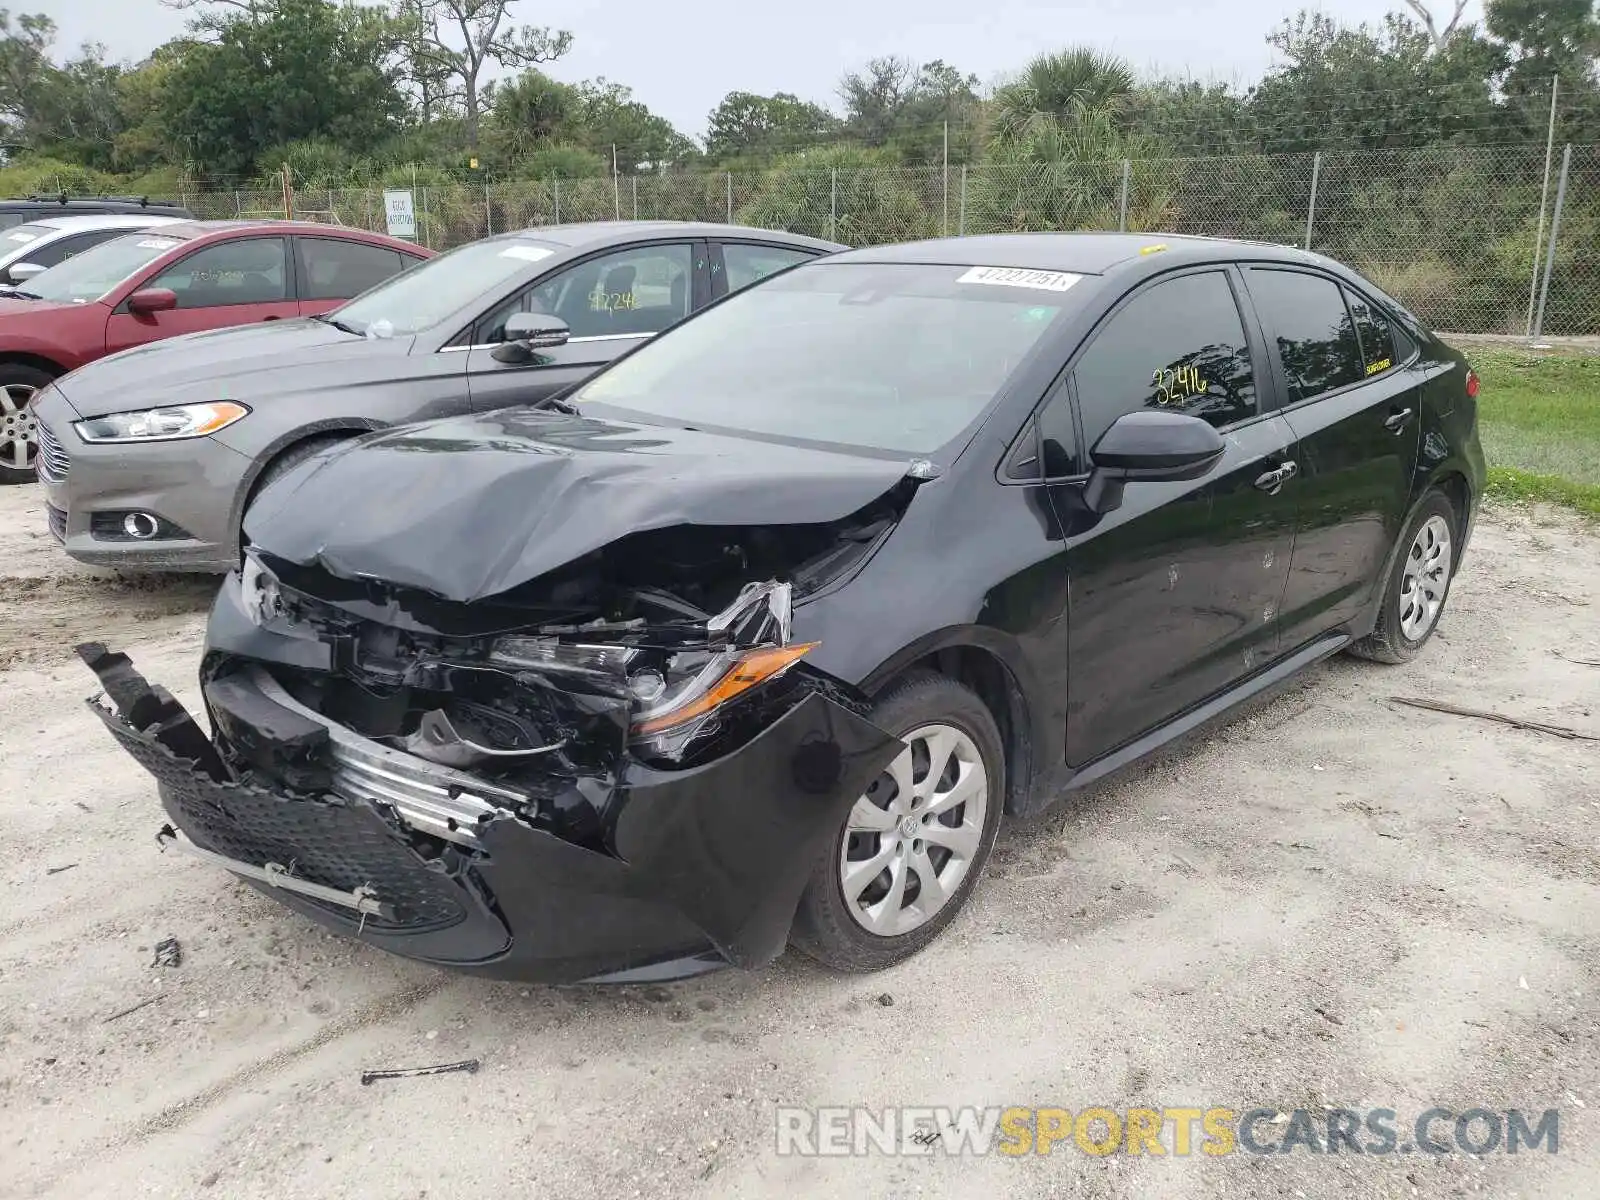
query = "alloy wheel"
xmin=0 ymin=383 xmax=39 ymax=472
xmin=1399 ymin=513 xmax=1452 ymax=641
xmin=839 ymin=722 xmax=990 ymax=937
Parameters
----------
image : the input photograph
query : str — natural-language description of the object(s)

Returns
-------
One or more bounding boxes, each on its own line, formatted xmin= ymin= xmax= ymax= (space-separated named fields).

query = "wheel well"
xmin=246 ymin=430 xmax=363 ymax=506
xmin=0 ymin=352 xmax=65 ymax=378
xmin=881 ymin=646 xmax=1033 ymax=815
xmin=1432 ymin=471 xmax=1471 ymax=545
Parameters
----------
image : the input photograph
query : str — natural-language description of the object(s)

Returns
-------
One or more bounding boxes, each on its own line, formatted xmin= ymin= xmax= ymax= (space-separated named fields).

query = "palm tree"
xmin=989 ymin=48 xmax=1137 ymax=149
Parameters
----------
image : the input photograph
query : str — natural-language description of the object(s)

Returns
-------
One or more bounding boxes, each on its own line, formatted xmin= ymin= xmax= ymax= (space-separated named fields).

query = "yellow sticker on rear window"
xmin=1366 ymin=357 xmax=1392 ymax=375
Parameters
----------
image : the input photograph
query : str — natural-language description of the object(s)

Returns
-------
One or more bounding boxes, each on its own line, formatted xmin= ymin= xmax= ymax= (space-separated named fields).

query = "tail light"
xmin=1464 ymin=367 xmax=1480 ymax=398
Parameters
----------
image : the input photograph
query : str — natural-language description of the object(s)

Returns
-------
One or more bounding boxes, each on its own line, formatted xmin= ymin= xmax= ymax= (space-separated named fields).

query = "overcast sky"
xmin=30 ymin=0 xmax=1485 ymax=137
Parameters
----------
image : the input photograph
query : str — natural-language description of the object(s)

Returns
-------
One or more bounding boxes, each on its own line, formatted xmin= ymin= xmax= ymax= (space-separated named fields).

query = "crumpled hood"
xmin=53 ymin=318 xmax=414 ymax=418
xmin=244 ymin=406 xmax=916 ymax=603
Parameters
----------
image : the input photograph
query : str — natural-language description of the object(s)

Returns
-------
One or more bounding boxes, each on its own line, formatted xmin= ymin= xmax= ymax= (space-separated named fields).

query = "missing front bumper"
xmin=82 ymin=645 xmax=900 ymax=983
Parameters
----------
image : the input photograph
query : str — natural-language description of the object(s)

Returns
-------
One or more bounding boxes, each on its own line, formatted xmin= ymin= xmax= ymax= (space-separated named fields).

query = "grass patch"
xmin=1468 ymin=349 xmax=1600 ymax=492
xmin=1485 ymin=466 xmax=1600 ymax=517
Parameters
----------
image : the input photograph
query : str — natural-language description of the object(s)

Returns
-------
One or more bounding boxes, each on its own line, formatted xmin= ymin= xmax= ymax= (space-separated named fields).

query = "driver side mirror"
xmin=1082 ymin=410 xmax=1226 ymax=514
xmin=127 ymin=287 xmax=179 ymax=316
xmin=491 ymin=312 xmax=570 ymax=363
xmin=7 ymin=262 xmax=45 ymax=284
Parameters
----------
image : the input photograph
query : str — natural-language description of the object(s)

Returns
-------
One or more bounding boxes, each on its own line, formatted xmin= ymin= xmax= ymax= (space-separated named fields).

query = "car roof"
xmin=14 ymin=213 xmax=193 ymax=233
xmin=138 ymin=219 xmax=429 ymax=251
xmin=487 ymin=220 xmax=844 ymax=253
xmin=830 ymin=232 xmax=1327 ymax=275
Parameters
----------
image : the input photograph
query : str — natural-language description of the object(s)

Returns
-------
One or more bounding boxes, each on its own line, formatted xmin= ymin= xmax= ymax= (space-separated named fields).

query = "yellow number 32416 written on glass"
xmin=1151 ymin=365 xmax=1208 ymax=405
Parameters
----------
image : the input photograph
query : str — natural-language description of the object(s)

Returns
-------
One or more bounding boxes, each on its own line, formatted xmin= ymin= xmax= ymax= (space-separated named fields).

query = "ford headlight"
xmin=75 ymin=401 xmax=249 ymax=443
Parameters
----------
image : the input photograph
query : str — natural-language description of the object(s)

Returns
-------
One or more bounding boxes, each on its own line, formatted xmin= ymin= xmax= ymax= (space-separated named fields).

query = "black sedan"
xmin=34 ymin=221 xmax=840 ymax=572
xmin=81 ymin=233 xmax=1485 ymax=982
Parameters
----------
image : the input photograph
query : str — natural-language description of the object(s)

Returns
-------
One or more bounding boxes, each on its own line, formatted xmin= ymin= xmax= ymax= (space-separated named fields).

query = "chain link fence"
xmin=179 ymin=143 xmax=1598 ymax=336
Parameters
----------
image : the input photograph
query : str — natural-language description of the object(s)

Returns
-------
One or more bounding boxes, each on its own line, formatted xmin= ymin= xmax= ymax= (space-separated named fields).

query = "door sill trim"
xmin=1059 ymin=632 xmax=1351 ymax=796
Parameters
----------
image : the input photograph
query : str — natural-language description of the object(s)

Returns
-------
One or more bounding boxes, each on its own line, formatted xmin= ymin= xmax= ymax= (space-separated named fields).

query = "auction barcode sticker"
xmin=958 ymin=266 xmax=1082 ymax=292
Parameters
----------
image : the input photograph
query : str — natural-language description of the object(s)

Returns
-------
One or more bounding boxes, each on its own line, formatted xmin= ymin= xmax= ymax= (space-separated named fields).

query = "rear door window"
xmin=1245 ymin=269 xmax=1365 ymax=403
xmin=718 ymin=243 xmax=816 ymax=296
xmin=1344 ymin=287 xmax=1399 ymax=377
xmin=1072 ymin=270 xmax=1259 ymax=450
xmin=296 ymin=237 xmax=409 ymax=301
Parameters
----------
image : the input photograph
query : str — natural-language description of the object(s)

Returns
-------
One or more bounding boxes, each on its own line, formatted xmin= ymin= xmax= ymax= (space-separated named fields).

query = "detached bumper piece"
xmin=78 ymin=643 xmax=899 ymax=983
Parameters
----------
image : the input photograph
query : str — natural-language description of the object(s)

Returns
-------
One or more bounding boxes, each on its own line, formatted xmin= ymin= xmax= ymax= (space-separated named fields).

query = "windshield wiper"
xmin=2 ymin=288 xmax=42 ymax=300
xmin=536 ymin=395 xmax=580 ymax=414
xmin=315 ymin=314 xmax=365 ymax=336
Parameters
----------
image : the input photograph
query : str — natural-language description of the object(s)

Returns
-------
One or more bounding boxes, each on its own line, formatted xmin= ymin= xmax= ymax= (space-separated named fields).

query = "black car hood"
xmin=243 ymin=406 xmax=917 ymax=603
xmin=54 ymin=318 xmax=414 ymax=418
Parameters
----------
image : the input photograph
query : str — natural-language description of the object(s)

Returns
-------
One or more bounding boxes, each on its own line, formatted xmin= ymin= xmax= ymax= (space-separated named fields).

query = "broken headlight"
xmin=488 ymin=635 xmax=818 ymax=751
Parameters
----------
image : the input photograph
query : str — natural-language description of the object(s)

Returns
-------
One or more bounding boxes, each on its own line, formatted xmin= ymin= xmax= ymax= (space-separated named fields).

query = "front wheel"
xmin=790 ymin=672 xmax=1004 ymax=972
xmin=1349 ymin=489 xmax=1459 ymax=664
xmin=0 ymin=364 xmax=55 ymax=484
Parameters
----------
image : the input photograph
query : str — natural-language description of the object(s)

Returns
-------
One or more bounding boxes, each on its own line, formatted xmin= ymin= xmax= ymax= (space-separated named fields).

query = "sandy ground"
xmin=1 ymin=480 xmax=1597 ymax=1200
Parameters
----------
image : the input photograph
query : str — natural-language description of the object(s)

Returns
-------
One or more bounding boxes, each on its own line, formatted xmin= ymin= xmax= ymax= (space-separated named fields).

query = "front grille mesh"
xmin=46 ymin=503 xmax=66 ymax=544
xmin=35 ymin=421 xmax=68 ymax=482
xmin=90 ymin=701 xmax=468 ymax=933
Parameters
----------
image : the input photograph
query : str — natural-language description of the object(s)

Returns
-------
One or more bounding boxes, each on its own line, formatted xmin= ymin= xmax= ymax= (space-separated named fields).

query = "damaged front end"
xmin=83 ymin=510 xmax=906 ymax=983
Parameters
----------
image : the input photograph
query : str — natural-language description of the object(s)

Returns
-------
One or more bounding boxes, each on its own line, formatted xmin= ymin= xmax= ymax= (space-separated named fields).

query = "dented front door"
xmin=1060 ymin=413 xmax=1298 ymax=767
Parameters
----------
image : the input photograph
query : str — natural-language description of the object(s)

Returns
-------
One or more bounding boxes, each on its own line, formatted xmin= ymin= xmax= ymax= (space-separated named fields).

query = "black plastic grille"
xmin=91 ymin=703 xmax=467 ymax=933
xmin=46 ymin=503 xmax=66 ymax=544
xmin=36 ymin=421 xmax=68 ymax=482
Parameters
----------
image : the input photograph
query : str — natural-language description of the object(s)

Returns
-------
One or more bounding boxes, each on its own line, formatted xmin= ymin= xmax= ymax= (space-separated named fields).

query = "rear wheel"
xmin=0 ymin=363 xmax=55 ymax=485
xmin=790 ymin=672 xmax=1004 ymax=972
xmin=1349 ymin=489 xmax=1458 ymax=664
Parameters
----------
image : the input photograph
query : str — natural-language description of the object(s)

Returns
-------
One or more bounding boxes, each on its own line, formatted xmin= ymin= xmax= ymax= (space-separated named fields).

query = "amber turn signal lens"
xmin=631 ymin=642 xmax=819 ymax=735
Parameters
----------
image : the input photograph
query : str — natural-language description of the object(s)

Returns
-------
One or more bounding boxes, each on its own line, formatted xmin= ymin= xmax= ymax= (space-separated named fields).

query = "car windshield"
xmin=571 ymin=261 xmax=1074 ymax=454
xmin=23 ymin=231 xmax=189 ymax=303
xmin=328 ymin=236 xmax=561 ymax=337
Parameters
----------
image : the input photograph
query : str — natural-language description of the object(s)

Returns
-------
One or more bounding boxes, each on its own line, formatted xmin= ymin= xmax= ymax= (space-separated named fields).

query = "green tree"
xmin=989 ymin=48 xmax=1136 ymax=149
xmin=837 ymin=56 xmax=982 ymax=163
xmin=704 ymin=90 xmax=837 ymax=162
xmin=568 ymin=78 xmax=696 ymax=168
xmin=1247 ymin=11 xmax=1505 ymax=152
xmin=161 ymin=0 xmax=409 ymax=176
xmin=403 ymin=0 xmax=571 ymax=153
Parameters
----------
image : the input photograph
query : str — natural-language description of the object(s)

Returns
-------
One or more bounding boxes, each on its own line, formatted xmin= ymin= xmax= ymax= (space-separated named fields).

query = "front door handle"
xmin=1384 ymin=406 xmax=1414 ymax=432
xmin=262 ymin=315 xmax=281 ymax=322
xmin=1254 ymin=460 xmax=1298 ymax=494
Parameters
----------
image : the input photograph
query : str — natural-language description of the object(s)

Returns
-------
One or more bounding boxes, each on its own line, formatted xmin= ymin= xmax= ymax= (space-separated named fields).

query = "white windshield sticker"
xmin=7 ymin=231 xmax=37 ymax=243
xmin=136 ymin=238 xmax=179 ymax=250
xmin=499 ymin=245 xmax=554 ymax=262
xmin=958 ymin=266 xmax=1082 ymax=292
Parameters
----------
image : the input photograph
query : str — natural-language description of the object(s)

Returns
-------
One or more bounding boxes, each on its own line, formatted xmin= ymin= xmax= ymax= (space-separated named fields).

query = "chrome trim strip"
xmin=437 ymin=332 xmax=650 ymax=353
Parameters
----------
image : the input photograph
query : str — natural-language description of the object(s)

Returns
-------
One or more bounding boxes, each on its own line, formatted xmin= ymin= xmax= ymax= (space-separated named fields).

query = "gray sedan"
xmin=33 ymin=221 xmax=842 ymax=572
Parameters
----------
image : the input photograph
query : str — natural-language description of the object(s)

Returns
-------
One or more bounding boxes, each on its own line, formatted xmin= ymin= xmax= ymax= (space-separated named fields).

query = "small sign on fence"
xmin=383 ymin=189 xmax=417 ymax=238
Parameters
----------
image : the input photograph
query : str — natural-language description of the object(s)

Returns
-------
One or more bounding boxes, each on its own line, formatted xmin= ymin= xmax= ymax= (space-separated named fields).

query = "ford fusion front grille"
xmin=248 ymin=669 xmax=527 ymax=846
xmin=46 ymin=503 xmax=66 ymax=543
xmin=35 ymin=421 xmax=69 ymax=483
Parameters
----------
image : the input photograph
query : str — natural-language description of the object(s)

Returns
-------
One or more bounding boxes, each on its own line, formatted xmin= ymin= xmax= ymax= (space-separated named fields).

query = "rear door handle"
xmin=262 ymin=315 xmax=281 ymax=322
xmin=1384 ymin=406 xmax=1414 ymax=432
xmin=1254 ymin=460 xmax=1298 ymax=494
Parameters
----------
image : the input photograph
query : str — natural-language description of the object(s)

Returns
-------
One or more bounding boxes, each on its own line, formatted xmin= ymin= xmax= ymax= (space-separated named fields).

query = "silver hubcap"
xmin=839 ymin=723 xmax=989 ymax=938
xmin=0 ymin=383 xmax=39 ymax=470
xmin=1399 ymin=514 xmax=1452 ymax=640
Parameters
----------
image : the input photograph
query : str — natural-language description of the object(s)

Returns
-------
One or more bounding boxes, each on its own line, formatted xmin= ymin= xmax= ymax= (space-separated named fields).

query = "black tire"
xmin=0 ymin=362 xmax=57 ymax=485
xmin=1348 ymin=489 xmax=1459 ymax=665
xmin=790 ymin=672 xmax=1005 ymax=972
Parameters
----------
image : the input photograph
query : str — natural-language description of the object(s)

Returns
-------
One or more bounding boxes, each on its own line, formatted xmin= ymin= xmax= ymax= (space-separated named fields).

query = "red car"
xmin=0 ymin=220 xmax=431 ymax=482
